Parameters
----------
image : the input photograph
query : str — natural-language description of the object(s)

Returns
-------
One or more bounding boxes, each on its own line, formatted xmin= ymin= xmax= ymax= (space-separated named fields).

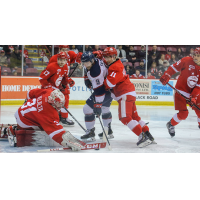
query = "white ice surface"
xmin=1 ymin=105 xmax=200 ymax=153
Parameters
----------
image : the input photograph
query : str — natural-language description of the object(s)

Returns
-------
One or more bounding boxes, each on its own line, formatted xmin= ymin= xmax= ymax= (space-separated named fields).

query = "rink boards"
xmin=0 ymin=77 xmax=176 ymax=106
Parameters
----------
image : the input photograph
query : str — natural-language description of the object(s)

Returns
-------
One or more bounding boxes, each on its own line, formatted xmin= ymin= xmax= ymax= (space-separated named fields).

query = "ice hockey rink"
xmin=1 ymin=104 xmax=200 ymax=153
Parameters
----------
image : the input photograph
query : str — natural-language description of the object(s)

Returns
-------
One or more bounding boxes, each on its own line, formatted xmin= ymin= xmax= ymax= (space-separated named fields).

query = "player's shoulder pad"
xmin=108 ymin=60 xmax=123 ymax=72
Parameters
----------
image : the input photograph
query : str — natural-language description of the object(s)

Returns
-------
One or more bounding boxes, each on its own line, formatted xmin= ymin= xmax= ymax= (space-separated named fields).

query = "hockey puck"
xmin=95 ymin=148 xmax=100 ymax=150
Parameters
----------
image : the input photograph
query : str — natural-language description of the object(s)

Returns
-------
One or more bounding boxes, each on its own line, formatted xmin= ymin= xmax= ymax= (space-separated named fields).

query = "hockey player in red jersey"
xmin=6 ymin=88 xmax=85 ymax=150
xmin=160 ymin=47 xmax=200 ymax=137
xmin=103 ymin=47 xmax=155 ymax=147
xmin=39 ymin=52 xmax=75 ymax=126
xmin=49 ymin=45 xmax=83 ymax=65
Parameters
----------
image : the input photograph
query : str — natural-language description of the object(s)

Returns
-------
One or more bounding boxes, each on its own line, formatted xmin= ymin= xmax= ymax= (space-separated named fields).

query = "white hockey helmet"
xmin=48 ymin=89 xmax=65 ymax=111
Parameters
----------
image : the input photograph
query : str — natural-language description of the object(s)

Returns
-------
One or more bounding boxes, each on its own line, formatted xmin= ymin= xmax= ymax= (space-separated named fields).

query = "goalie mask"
xmin=48 ymin=90 xmax=65 ymax=111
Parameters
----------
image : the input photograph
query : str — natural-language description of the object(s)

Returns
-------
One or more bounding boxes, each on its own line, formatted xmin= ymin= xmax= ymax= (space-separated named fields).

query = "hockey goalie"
xmin=1 ymin=88 xmax=85 ymax=151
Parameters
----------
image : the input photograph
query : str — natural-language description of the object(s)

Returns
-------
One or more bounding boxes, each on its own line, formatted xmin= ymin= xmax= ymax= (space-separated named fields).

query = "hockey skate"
xmin=166 ymin=120 xmax=175 ymax=137
xmin=98 ymin=123 xmax=114 ymax=139
xmin=137 ymin=132 xmax=152 ymax=148
xmin=60 ymin=117 xmax=75 ymax=126
xmin=145 ymin=131 xmax=157 ymax=144
xmin=81 ymin=127 xmax=96 ymax=142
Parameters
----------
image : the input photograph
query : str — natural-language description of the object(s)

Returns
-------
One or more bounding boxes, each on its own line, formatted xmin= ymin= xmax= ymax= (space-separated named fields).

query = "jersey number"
xmin=20 ymin=99 xmax=37 ymax=116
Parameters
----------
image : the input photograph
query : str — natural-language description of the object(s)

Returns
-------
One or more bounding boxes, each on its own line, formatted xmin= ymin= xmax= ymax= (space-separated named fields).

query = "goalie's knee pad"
xmin=177 ymin=110 xmax=189 ymax=120
xmin=7 ymin=126 xmax=17 ymax=147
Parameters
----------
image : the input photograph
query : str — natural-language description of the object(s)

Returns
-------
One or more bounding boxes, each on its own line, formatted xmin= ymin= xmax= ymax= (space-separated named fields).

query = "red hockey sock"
xmin=142 ymin=125 xmax=149 ymax=133
xmin=171 ymin=118 xmax=179 ymax=126
xmin=132 ymin=124 xmax=142 ymax=136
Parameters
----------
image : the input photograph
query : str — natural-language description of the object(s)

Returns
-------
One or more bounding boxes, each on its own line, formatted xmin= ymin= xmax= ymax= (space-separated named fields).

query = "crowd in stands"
xmin=1 ymin=45 xmax=199 ymax=79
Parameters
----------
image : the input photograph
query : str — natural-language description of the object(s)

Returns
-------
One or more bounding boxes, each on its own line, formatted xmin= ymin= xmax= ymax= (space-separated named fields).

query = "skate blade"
xmin=60 ymin=123 xmax=75 ymax=127
xmin=81 ymin=137 xmax=96 ymax=143
xmin=137 ymin=139 xmax=152 ymax=148
xmin=99 ymin=134 xmax=114 ymax=140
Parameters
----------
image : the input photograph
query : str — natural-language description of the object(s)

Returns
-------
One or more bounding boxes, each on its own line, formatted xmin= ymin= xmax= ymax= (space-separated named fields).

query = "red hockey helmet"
xmin=59 ymin=45 xmax=69 ymax=49
xmin=103 ymin=47 xmax=117 ymax=57
xmin=194 ymin=47 xmax=200 ymax=55
xmin=57 ymin=51 xmax=68 ymax=59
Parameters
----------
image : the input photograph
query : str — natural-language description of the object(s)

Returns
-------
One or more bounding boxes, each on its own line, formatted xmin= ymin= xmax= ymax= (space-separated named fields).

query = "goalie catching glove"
xmin=61 ymin=131 xmax=85 ymax=151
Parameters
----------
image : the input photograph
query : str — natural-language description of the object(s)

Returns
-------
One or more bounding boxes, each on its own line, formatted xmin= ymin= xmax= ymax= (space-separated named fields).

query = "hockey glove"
xmin=160 ymin=73 xmax=171 ymax=85
xmin=42 ymin=83 xmax=52 ymax=89
xmin=93 ymin=103 xmax=102 ymax=116
xmin=187 ymin=97 xmax=197 ymax=108
xmin=84 ymin=75 xmax=92 ymax=89
xmin=68 ymin=78 xmax=75 ymax=87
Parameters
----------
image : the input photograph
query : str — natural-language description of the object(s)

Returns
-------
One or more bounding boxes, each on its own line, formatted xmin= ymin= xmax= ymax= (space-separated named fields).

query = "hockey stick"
xmin=166 ymin=83 xmax=200 ymax=111
xmin=37 ymin=142 xmax=106 ymax=152
xmin=63 ymin=106 xmax=87 ymax=132
xmin=89 ymin=89 xmax=112 ymax=150
xmin=68 ymin=63 xmax=79 ymax=77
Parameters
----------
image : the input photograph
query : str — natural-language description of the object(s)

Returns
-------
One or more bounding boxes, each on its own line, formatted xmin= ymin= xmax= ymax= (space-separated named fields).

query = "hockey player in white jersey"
xmin=80 ymin=52 xmax=114 ymax=141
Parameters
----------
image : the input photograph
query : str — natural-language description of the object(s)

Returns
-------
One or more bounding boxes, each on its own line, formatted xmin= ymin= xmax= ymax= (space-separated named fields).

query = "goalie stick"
xmin=37 ymin=142 xmax=106 ymax=152
xmin=167 ymin=83 xmax=200 ymax=111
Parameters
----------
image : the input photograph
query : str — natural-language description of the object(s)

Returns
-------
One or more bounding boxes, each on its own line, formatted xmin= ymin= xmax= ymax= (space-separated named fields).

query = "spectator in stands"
xmin=148 ymin=53 xmax=158 ymax=69
xmin=23 ymin=58 xmax=29 ymax=70
xmin=76 ymin=45 xmax=83 ymax=52
xmin=70 ymin=45 xmax=79 ymax=54
xmin=0 ymin=45 xmax=11 ymax=58
xmin=9 ymin=46 xmax=21 ymax=72
xmin=150 ymin=62 xmax=158 ymax=78
xmin=125 ymin=65 xmax=134 ymax=76
xmin=158 ymin=54 xmax=169 ymax=68
xmin=135 ymin=60 xmax=145 ymax=76
xmin=165 ymin=49 xmax=172 ymax=60
xmin=117 ymin=45 xmax=127 ymax=63
xmin=126 ymin=45 xmax=137 ymax=65
xmin=0 ymin=50 xmax=8 ymax=67
xmin=137 ymin=45 xmax=146 ymax=62
xmin=13 ymin=72 xmax=17 ymax=76
xmin=93 ymin=45 xmax=100 ymax=51
xmin=131 ymin=69 xmax=144 ymax=79
xmin=122 ymin=45 xmax=130 ymax=53
xmin=147 ymin=71 xmax=156 ymax=79
xmin=176 ymin=48 xmax=184 ymax=60
xmin=73 ymin=64 xmax=83 ymax=77
xmin=149 ymin=45 xmax=160 ymax=61
xmin=189 ymin=48 xmax=195 ymax=57
xmin=169 ymin=53 xmax=177 ymax=65
xmin=2 ymin=69 xmax=8 ymax=76
xmin=85 ymin=45 xmax=93 ymax=52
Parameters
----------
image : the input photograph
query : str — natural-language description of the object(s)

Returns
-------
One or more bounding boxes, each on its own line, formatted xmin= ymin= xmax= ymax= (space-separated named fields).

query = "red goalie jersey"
xmin=16 ymin=88 xmax=65 ymax=145
xmin=165 ymin=56 xmax=200 ymax=98
xmin=39 ymin=62 xmax=69 ymax=90
xmin=104 ymin=59 xmax=136 ymax=101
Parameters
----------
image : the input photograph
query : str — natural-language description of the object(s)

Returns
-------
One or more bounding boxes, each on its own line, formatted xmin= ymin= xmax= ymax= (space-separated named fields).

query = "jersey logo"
xmin=57 ymin=69 xmax=61 ymax=75
xmin=44 ymin=70 xmax=50 ymax=76
xmin=55 ymin=76 xmax=63 ymax=87
xmin=187 ymin=76 xmax=198 ymax=88
xmin=96 ymin=79 xmax=100 ymax=85
xmin=189 ymin=65 xmax=195 ymax=69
